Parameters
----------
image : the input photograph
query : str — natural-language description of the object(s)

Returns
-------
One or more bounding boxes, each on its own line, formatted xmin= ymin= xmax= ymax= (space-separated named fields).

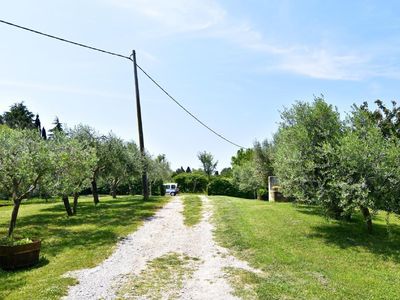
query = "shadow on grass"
xmin=293 ymin=204 xmax=331 ymax=218
xmin=0 ymin=197 xmax=163 ymax=286
xmin=0 ymin=257 xmax=50 ymax=295
xmin=13 ymin=198 xmax=163 ymax=252
xmin=295 ymin=205 xmax=400 ymax=263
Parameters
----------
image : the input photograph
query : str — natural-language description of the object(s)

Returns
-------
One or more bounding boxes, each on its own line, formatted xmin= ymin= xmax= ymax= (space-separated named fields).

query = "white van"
xmin=164 ymin=183 xmax=179 ymax=196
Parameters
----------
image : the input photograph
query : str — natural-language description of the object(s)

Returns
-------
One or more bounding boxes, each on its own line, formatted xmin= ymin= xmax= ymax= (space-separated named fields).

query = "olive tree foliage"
xmin=232 ymin=160 xmax=261 ymax=199
xmin=101 ymin=133 xmax=131 ymax=199
xmin=253 ymin=139 xmax=274 ymax=188
xmin=47 ymin=133 xmax=97 ymax=215
xmin=273 ymin=97 xmax=344 ymax=217
xmin=69 ymin=125 xmax=107 ymax=205
xmin=124 ymin=142 xmax=143 ymax=194
xmin=0 ymin=126 xmax=52 ymax=236
xmin=147 ymin=154 xmax=172 ymax=195
xmin=197 ymin=151 xmax=218 ymax=179
xmin=328 ymin=107 xmax=400 ymax=233
xmin=230 ymin=148 xmax=258 ymax=198
xmin=68 ymin=126 xmax=143 ymax=199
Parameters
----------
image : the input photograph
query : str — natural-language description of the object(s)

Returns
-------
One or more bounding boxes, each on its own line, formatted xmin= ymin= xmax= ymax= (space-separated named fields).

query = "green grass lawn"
xmin=0 ymin=195 xmax=169 ymax=300
xmin=212 ymin=196 xmax=400 ymax=300
xmin=182 ymin=195 xmax=202 ymax=226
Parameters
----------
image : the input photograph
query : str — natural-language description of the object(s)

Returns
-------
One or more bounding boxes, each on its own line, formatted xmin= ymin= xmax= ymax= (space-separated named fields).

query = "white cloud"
xmin=110 ymin=0 xmax=226 ymax=33
xmin=279 ymin=49 xmax=369 ymax=80
xmin=109 ymin=0 xmax=291 ymax=53
xmin=108 ymin=0 xmax=400 ymax=81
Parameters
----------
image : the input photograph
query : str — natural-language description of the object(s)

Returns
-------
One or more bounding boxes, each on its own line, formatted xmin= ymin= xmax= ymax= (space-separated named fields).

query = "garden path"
xmin=64 ymin=195 xmax=259 ymax=299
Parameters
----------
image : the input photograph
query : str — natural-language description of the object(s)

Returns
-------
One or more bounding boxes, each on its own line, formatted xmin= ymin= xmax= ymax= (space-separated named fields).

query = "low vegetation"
xmin=0 ymin=195 xmax=169 ymax=300
xmin=182 ymin=195 xmax=203 ymax=227
xmin=117 ymin=252 xmax=199 ymax=299
xmin=212 ymin=196 xmax=400 ymax=299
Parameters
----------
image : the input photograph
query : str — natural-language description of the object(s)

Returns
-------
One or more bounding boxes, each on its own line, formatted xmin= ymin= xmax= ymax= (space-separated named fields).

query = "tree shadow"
xmin=0 ymin=195 xmax=168 ymax=297
xmin=11 ymin=198 xmax=164 ymax=255
xmin=295 ymin=205 xmax=400 ymax=263
xmin=292 ymin=204 xmax=326 ymax=217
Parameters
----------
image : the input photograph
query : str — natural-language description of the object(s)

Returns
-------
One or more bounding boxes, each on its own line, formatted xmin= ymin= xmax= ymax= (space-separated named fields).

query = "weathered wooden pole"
xmin=132 ymin=50 xmax=149 ymax=200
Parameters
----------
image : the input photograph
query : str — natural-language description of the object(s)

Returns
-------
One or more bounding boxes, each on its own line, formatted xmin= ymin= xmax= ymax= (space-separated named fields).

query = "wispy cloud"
xmin=110 ymin=0 xmax=226 ymax=33
xmin=109 ymin=0 xmax=400 ymax=81
xmin=279 ymin=49 xmax=369 ymax=80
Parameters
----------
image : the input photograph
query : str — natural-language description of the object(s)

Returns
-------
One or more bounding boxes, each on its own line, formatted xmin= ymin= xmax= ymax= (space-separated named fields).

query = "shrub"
xmin=208 ymin=177 xmax=236 ymax=196
xmin=208 ymin=177 xmax=254 ymax=199
xmin=173 ymin=172 xmax=208 ymax=193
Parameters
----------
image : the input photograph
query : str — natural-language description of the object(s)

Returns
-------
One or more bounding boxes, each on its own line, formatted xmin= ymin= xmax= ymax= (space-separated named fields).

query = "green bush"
xmin=208 ymin=177 xmax=236 ymax=196
xmin=173 ymin=172 xmax=208 ymax=193
xmin=208 ymin=177 xmax=254 ymax=199
xmin=257 ymin=188 xmax=268 ymax=200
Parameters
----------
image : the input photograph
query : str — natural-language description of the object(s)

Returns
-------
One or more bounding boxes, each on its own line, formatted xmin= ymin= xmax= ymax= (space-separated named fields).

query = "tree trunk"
xmin=62 ymin=195 xmax=74 ymax=216
xmin=8 ymin=199 xmax=21 ymax=237
xmin=91 ymin=178 xmax=100 ymax=205
xmin=111 ymin=185 xmax=117 ymax=199
xmin=360 ymin=206 xmax=373 ymax=234
xmin=72 ymin=193 xmax=79 ymax=215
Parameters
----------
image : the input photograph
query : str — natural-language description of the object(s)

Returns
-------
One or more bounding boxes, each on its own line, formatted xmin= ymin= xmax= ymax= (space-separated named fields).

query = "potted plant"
xmin=0 ymin=237 xmax=41 ymax=270
xmin=0 ymin=127 xmax=51 ymax=270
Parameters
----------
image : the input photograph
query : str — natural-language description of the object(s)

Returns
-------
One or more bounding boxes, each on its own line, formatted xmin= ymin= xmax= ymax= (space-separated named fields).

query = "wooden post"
xmin=132 ymin=50 xmax=149 ymax=200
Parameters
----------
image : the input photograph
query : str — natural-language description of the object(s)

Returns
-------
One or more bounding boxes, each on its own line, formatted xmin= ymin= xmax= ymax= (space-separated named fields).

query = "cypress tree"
xmin=34 ymin=114 xmax=41 ymax=131
xmin=41 ymin=127 xmax=47 ymax=140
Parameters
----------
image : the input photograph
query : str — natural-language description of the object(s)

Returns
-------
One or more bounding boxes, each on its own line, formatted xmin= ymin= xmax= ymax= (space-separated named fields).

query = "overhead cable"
xmin=136 ymin=65 xmax=246 ymax=148
xmin=0 ymin=19 xmax=131 ymax=60
xmin=0 ymin=19 xmax=246 ymax=148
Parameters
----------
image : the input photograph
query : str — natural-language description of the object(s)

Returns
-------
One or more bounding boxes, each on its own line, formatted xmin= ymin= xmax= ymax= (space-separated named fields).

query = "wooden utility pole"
xmin=132 ymin=50 xmax=149 ymax=200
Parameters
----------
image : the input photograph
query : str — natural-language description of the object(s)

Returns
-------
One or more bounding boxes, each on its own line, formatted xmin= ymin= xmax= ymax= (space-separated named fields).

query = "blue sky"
xmin=1 ymin=0 xmax=400 ymax=170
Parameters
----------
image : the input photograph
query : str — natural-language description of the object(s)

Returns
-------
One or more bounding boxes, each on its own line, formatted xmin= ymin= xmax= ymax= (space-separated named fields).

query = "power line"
xmin=0 ymin=19 xmax=246 ymax=149
xmin=136 ymin=65 xmax=246 ymax=148
xmin=0 ymin=19 xmax=131 ymax=60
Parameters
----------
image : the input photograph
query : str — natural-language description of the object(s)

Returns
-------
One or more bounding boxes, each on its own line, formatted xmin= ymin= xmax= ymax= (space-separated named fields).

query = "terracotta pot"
xmin=0 ymin=240 xmax=41 ymax=270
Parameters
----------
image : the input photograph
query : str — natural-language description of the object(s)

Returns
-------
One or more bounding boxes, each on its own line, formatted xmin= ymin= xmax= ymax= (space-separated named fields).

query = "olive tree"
xmin=147 ymin=154 xmax=172 ymax=195
xmin=48 ymin=133 xmax=97 ymax=215
xmin=0 ymin=126 xmax=52 ymax=236
xmin=232 ymin=160 xmax=262 ymax=199
xmin=273 ymin=97 xmax=344 ymax=217
xmin=101 ymin=133 xmax=131 ymax=198
xmin=329 ymin=107 xmax=400 ymax=233
xmin=253 ymin=139 xmax=274 ymax=188
xmin=124 ymin=142 xmax=143 ymax=195
xmin=69 ymin=125 xmax=104 ymax=205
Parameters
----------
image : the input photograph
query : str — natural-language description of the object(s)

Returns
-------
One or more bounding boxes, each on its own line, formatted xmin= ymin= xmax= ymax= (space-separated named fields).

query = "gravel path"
xmin=64 ymin=195 xmax=259 ymax=299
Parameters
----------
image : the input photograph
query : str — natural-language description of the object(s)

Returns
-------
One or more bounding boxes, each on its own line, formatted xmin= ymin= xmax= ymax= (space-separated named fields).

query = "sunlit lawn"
xmin=0 ymin=195 xmax=169 ymax=300
xmin=212 ymin=196 xmax=400 ymax=300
